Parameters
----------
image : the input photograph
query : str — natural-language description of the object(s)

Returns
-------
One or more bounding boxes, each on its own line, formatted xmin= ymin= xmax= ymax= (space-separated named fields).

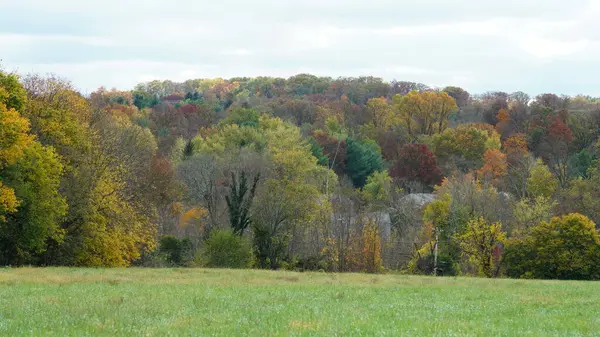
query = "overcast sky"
xmin=1 ymin=0 xmax=599 ymax=95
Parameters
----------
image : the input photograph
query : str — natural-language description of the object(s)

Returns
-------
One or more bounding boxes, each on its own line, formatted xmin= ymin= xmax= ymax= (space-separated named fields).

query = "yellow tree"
xmin=0 ymin=85 xmax=32 ymax=222
xmin=457 ymin=217 xmax=506 ymax=278
xmin=366 ymin=97 xmax=395 ymax=130
xmin=393 ymin=90 xmax=458 ymax=138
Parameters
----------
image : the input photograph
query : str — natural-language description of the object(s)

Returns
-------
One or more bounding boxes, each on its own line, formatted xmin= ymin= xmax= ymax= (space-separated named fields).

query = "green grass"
xmin=0 ymin=268 xmax=598 ymax=336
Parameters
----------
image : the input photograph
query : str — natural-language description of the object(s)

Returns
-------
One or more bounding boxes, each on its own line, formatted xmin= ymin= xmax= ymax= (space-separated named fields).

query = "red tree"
xmin=391 ymin=144 xmax=443 ymax=187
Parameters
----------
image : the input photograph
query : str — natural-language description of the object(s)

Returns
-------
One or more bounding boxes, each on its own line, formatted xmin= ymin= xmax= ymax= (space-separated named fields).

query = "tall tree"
xmin=226 ymin=171 xmax=260 ymax=235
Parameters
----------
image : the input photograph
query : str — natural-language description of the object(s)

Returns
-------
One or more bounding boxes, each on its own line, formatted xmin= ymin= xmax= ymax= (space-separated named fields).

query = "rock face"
xmin=399 ymin=193 xmax=436 ymax=208
xmin=366 ymin=194 xmax=436 ymax=239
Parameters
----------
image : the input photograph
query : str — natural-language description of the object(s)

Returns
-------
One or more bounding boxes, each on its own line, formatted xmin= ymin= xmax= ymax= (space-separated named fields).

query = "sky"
xmin=1 ymin=0 xmax=599 ymax=96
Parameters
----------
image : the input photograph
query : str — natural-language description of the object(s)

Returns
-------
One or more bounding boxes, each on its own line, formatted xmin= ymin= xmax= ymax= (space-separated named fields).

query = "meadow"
xmin=0 ymin=268 xmax=598 ymax=336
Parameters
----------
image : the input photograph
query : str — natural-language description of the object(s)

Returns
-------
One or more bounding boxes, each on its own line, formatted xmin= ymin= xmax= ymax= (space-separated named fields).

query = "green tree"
xmin=201 ymin=229 xmax=253 ymax=268
xmin=527 ymin=159 xmax=558 ymax=198
xmin=226 ymin=171 xmax=260 ymax=235
xmin=345 ymin=138 xmax=384 ymax=188
xmin=504 ymin=213 xmax=600 ymax=280
xmin=0 ymin=142 xmax=67 ymax=265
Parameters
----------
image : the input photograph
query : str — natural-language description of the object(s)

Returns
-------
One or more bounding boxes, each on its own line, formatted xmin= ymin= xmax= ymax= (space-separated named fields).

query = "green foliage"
xmin=307 ymin=136 xmax=329 ymax=166
xmin=201 ymin=229 xmax=253 ymax=268
xmin=361 ymin=170 xmax=392 ymax=208
xmin=504 ymin=213 xmax=600 ymax=280
xmin=220 ymin=107 xmax=260 ymax=128
xmin=430 ymin=124 xmax=500 ymax=172
xmin=527 ymin=159 xmax=557 ymax=198
xmin=512 ymin=196 xmax=556 ymax=236
xmin=568 ymin=149 xmax=595 ymax=178
xmin=0 ymin=143 xmax=67 ymax=265
xmin=132 ymin=90 xmax=159 ymax=110
xmin=226 ymin=171 xmax=260 ymax=235
xmin=158 ymin=236 xmax=194 ymax=266
xmin=408 ymin=242 xmax=458 ymax=276
xmin=0 ymin=71 xmax=27 ymax=111
xmin=345 ymin=137 xmax=384 ymax=188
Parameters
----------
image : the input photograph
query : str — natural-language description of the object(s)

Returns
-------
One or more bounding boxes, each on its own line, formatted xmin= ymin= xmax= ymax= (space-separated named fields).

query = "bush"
xmin=408 ymin=242 xmax=458 ymax=276
xmin=158 ymin=236 xmax=195 ymax=266
xmin=201 ymin=229 xmax=253 ymax=268
xmin=504 ymin=213 xmax=600 ymax=280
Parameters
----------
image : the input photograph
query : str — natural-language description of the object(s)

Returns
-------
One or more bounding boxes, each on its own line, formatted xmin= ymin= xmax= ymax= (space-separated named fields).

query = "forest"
xmin=1 ymin=71 xmax=600 ymax=279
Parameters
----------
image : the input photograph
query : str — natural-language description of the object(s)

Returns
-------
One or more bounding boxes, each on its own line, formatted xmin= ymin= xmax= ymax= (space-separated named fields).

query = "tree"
xmin=0 ymin=142 xmax=67 ymax=265
xmin=527 ymin=159 xmax=557 ymax=198
xmin=225 ymin=171 xmax=260 ymax=235
xmin=431 ymin=124 xmax=500 ymax=173
xmin=360 ymin=220 xmax=383 ymax=273
xmin=562 ymin=168 xmax=600 ymax=225
xmin=390 ymin=144 xmax=442 ymax=191
xmin=477 ymin=149 xmax=507 ymax=185
xmin=0 ymin=72 xmax=67 ymax=265
xmin=457 ymin=217 xmax=506 ymax=278
xmin=512 ymin=196 xmax=556 ymax=237
xmin=443 ymin=86 xmax=470 ymax=109
xmin=366 ymin=97 xmax=395 ymax=129
xmin=0 ymin=71 xmax=27 ymax=111
xmin=361 ymin=170 xmax=392 ymax=208
xmin=201 ymin=229 xmax=253 ymax=268
xmin=0 ymin=101 xmax=33 ymax=168
xmin=504 ymin=213 xmax=600 ymax=280
xmin=345 ymin=138 xmax=384 ymax=188
xmin=531 ymin=113 xmax=574 ymax=188
xmin=393 ymin=90 xmax=458 ymax=138
xmin=503 ymin=133 xmax=528 ymax=158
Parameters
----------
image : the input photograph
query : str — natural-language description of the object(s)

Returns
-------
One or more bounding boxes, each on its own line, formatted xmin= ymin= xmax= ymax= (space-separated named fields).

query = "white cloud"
xmin=2 ymin=0 xmax=600 ymax=95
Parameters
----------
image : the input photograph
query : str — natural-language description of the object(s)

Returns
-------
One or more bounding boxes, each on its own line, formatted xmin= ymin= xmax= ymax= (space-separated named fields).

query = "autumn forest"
xmin=1 ymin=71 xmax=599 ymax=279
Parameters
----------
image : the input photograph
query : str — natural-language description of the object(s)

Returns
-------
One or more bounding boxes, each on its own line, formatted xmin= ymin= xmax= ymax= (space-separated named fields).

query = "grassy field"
xmin=0 ymin=268 xmax=598 ymax=336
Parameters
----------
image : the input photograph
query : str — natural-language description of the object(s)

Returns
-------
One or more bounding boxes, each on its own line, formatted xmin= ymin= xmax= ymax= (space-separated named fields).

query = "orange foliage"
xmin=497 ymin=109 xmax=510 ymax=122
xmin=178 ymin=206 xmax=208 ymax=230
xmin=503 ymin=133 xmax=528 ymax=156
xmin=478 ymin=149 xmax=508 ymax=184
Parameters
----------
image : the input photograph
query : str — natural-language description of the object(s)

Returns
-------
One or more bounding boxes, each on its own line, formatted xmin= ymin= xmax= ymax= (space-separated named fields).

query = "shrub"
xmin=408 ymin=242 xmax=458 ymax=276
xmin=201 ymin=229 xmax=253 ymax=268
xmin=504 ymin=213 xmax=600 ymax=280
xmin=158 ymin=236 xmax=194 ymax=266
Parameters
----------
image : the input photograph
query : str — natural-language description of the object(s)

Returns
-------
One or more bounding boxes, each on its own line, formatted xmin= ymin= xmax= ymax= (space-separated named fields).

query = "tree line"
xmin=1 ymin=72 xmax=599 ymax=279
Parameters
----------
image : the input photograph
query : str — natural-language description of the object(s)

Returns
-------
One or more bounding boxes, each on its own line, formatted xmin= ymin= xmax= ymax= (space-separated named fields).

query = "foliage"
xmin=0 ymin=143 xmax=67 ymax=265
xmin=504 ymin=213 xmax=600 ymax=280
xmin=477 ymin=149 xmax=507 ymax=185
xmin=407 ymin=241 xmax=458 ymax=276
xmin=361 ymin=170 xmax=392 ymax=207
xmin=360 ymin=220 xmax=383 ymax=273
xmin=225 ymin=171 xmax=260 ymax=235
xmin=158 ymin=236 xmax=194 ymax=266
xmin=391 ymin=143 xmax=442 ymax=189
xmin=394 ymin=90 xmax=457 ymax=137
xmin=457 ymin=217 xmax=506 ymax=278
xmin=431 ymin=124 xmax=500 ymax=172
xmin=344 ymin=138 xmax=384 ymax=188
xmin=512 ymin=196 xmax=556 ymax=237
xmin=201 ymin=229 xmax=253 ymax=268
xmin=527 ymin=159 xmax=557 ymax=198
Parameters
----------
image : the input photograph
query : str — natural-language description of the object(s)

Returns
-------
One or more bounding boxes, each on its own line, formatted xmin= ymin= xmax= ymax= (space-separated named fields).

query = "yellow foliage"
xmin=0 ymin=104 xmax=34 ymax=168
xmin=457 ymin=217 xmax=506 ymax=278
xmin=0 ymin=181 xmax=19 ymax=222
xmin=178 ymin=206 xmax=208 ymax=230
